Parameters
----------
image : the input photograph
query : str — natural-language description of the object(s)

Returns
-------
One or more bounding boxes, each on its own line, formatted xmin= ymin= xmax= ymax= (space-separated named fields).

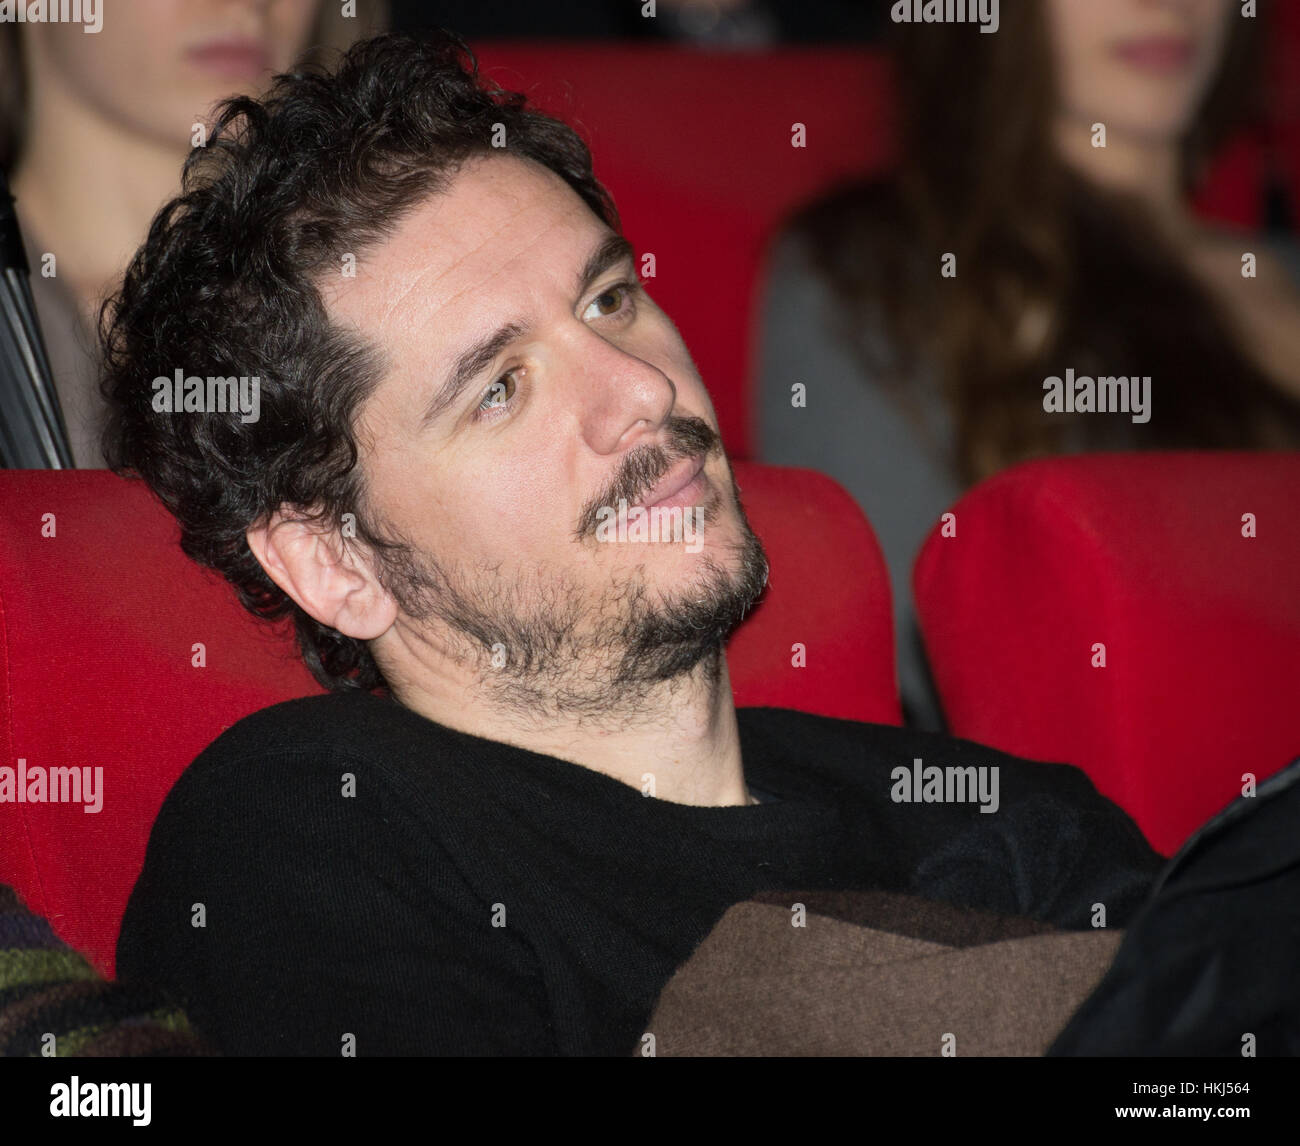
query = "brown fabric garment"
xmin=643 ymin=890 xmax=1122 ymax=1056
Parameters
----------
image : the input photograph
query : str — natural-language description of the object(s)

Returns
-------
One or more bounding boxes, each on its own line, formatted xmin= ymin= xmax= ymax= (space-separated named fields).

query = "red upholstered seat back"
xmin=0 ymin=463 xmax=897 ymax=978
xmin=914 ymin=452 xmax=1300 ymax=857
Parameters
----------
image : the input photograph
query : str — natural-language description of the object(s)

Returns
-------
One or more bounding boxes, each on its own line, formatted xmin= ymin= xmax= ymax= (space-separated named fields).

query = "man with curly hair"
xmin=106 ymin=32 xmax=1163 ymax=1056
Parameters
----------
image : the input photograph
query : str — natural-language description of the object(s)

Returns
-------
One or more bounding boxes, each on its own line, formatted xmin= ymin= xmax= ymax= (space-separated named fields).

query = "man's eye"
xmin=582 ymin=281 xmax=637 ymax=321
xmin=477 ymin=371 xmax=518 ymax=414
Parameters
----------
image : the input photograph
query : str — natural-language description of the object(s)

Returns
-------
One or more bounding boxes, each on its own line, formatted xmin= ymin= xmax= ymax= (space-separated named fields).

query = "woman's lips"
xmin=186 ymin=39 xmax=272 ymax=81
xmin=1112 ymin=36 xmax=1195 ymax=74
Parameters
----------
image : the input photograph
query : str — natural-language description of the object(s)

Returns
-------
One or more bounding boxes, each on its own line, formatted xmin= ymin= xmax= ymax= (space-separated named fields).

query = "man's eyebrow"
xmin=575 ymin=233 xmax=636 ymax=297
xmin=421 ymin=319 xmax=528 ymax=427
xmin=420 ymin=232 xmax=637 ymax=429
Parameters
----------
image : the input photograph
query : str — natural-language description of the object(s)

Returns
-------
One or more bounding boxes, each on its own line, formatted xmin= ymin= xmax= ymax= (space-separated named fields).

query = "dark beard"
xmin=371 ymin=468 xmax=769 ymax=725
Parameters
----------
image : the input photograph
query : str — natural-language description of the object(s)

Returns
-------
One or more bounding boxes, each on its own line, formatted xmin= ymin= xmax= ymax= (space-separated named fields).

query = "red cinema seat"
xmin=914 ymin=452 xmax=1300 ymax=857
xmin=0 ymin=463 xmax=898 ymax=979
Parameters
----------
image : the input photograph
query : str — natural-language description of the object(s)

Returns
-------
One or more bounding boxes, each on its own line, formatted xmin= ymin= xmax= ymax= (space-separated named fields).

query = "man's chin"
xmin=620 ymin=526 xmax=769 ymax=673
xmin=375 ymin=469 xmax=768 ymax=705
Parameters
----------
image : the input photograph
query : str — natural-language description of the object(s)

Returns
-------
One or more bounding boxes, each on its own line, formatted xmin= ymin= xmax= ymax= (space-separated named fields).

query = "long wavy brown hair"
xmin=791 ymin=0 xmax=1300 ymax=485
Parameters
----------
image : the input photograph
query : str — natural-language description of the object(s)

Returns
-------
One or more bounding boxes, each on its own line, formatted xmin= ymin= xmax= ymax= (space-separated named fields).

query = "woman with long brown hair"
xmin=758 ymin=0 xmax=1300 ymax=729
xmin=0 ymin=0 xmax=388 ymax=466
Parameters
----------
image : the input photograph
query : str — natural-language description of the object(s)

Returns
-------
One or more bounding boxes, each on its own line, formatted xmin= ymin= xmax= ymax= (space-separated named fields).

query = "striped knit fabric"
xmin=0 ymin=883 xmax=212 ymax=1057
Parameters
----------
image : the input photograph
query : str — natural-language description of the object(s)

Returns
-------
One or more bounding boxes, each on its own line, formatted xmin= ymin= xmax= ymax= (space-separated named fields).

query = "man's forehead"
xmin=322 ymin=154 xmax=601 ymax=333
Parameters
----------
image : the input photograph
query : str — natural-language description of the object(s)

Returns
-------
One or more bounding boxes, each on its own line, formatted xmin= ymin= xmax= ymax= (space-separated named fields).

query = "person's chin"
xmin=1100 ymin=90 xmax=1198 ymax=140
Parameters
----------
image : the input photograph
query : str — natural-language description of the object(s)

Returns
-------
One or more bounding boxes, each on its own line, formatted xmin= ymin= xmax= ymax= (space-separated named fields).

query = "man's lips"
xmin=635 ymin=455 xmax=707 ymax=510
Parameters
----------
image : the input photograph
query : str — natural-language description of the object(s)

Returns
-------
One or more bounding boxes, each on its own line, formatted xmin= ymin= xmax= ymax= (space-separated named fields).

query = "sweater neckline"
xmin=374 ymin=693 xmax=837 ymax=840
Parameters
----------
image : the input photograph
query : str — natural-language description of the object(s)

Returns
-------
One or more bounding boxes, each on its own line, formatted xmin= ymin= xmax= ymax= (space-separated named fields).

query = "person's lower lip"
xmin=1112 ymin=38 xmax=1194 ymax=73
xmin=643 ymin=466 xmax=706 ymax=511
xmin=186 ymin=45 xmax=271 ymax=80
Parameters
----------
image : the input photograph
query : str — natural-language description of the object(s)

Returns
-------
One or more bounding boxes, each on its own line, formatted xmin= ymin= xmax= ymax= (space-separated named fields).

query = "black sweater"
xmin=115 ymin=692 xmax=1164 ymax=1056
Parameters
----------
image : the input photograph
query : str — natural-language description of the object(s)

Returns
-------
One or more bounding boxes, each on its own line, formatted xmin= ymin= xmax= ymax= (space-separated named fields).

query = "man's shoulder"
xmin=132 ymin=691 xmax=476 ymax=907
xmin=202 ymin=689 xmax=447 ymax=759
xmin=167 ymin=690 xmax=461 ymax=813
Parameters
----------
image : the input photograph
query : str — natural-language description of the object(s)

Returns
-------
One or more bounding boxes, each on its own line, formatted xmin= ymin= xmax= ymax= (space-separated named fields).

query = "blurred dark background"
xmin=390 ymin=0 xmax=883 ymax=43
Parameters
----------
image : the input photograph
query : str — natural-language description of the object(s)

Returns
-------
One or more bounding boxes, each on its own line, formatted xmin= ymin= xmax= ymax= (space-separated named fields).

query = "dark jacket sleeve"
xmin=1051 ymin=756 xmax=1300 ymax=1055
xmin=115 ymin=748 xmax=555 ymax=1056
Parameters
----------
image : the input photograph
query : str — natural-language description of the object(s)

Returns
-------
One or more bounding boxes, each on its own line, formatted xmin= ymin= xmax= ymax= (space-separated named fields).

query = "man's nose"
xmin=564 ymin=325 xmax=678 ymax=457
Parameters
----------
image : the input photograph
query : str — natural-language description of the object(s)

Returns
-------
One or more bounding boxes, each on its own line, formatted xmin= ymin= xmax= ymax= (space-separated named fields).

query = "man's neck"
xmin=387 ymin=649 xmax=751 ymax=808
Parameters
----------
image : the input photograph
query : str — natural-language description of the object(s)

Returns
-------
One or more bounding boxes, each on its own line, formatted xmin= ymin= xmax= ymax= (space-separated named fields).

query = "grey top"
xmin=756 ymin=226 xmax=1300 ymax=732
xmin=756 ymin=230 xmax=959 ymax=730
xmin=19 ymin=221 xmax=107 ymax=468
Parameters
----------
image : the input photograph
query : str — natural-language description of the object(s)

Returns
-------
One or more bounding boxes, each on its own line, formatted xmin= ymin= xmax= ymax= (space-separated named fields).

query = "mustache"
xmin=574 ymin=415 xmax=720 ymax=539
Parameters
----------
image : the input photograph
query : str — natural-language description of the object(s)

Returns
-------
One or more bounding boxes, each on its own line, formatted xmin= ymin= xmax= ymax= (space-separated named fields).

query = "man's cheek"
xmin=477 ymin=511 xmax=551 ymax=562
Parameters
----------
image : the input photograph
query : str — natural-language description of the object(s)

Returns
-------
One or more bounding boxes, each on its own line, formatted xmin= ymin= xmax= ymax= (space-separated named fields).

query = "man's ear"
xmin=246 ymin=508 xmax=398 ymax=641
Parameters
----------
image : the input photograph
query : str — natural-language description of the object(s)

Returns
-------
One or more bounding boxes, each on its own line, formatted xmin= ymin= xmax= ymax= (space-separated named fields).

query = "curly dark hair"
xmin=100 ymin=31 xmax=619 ymax=693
